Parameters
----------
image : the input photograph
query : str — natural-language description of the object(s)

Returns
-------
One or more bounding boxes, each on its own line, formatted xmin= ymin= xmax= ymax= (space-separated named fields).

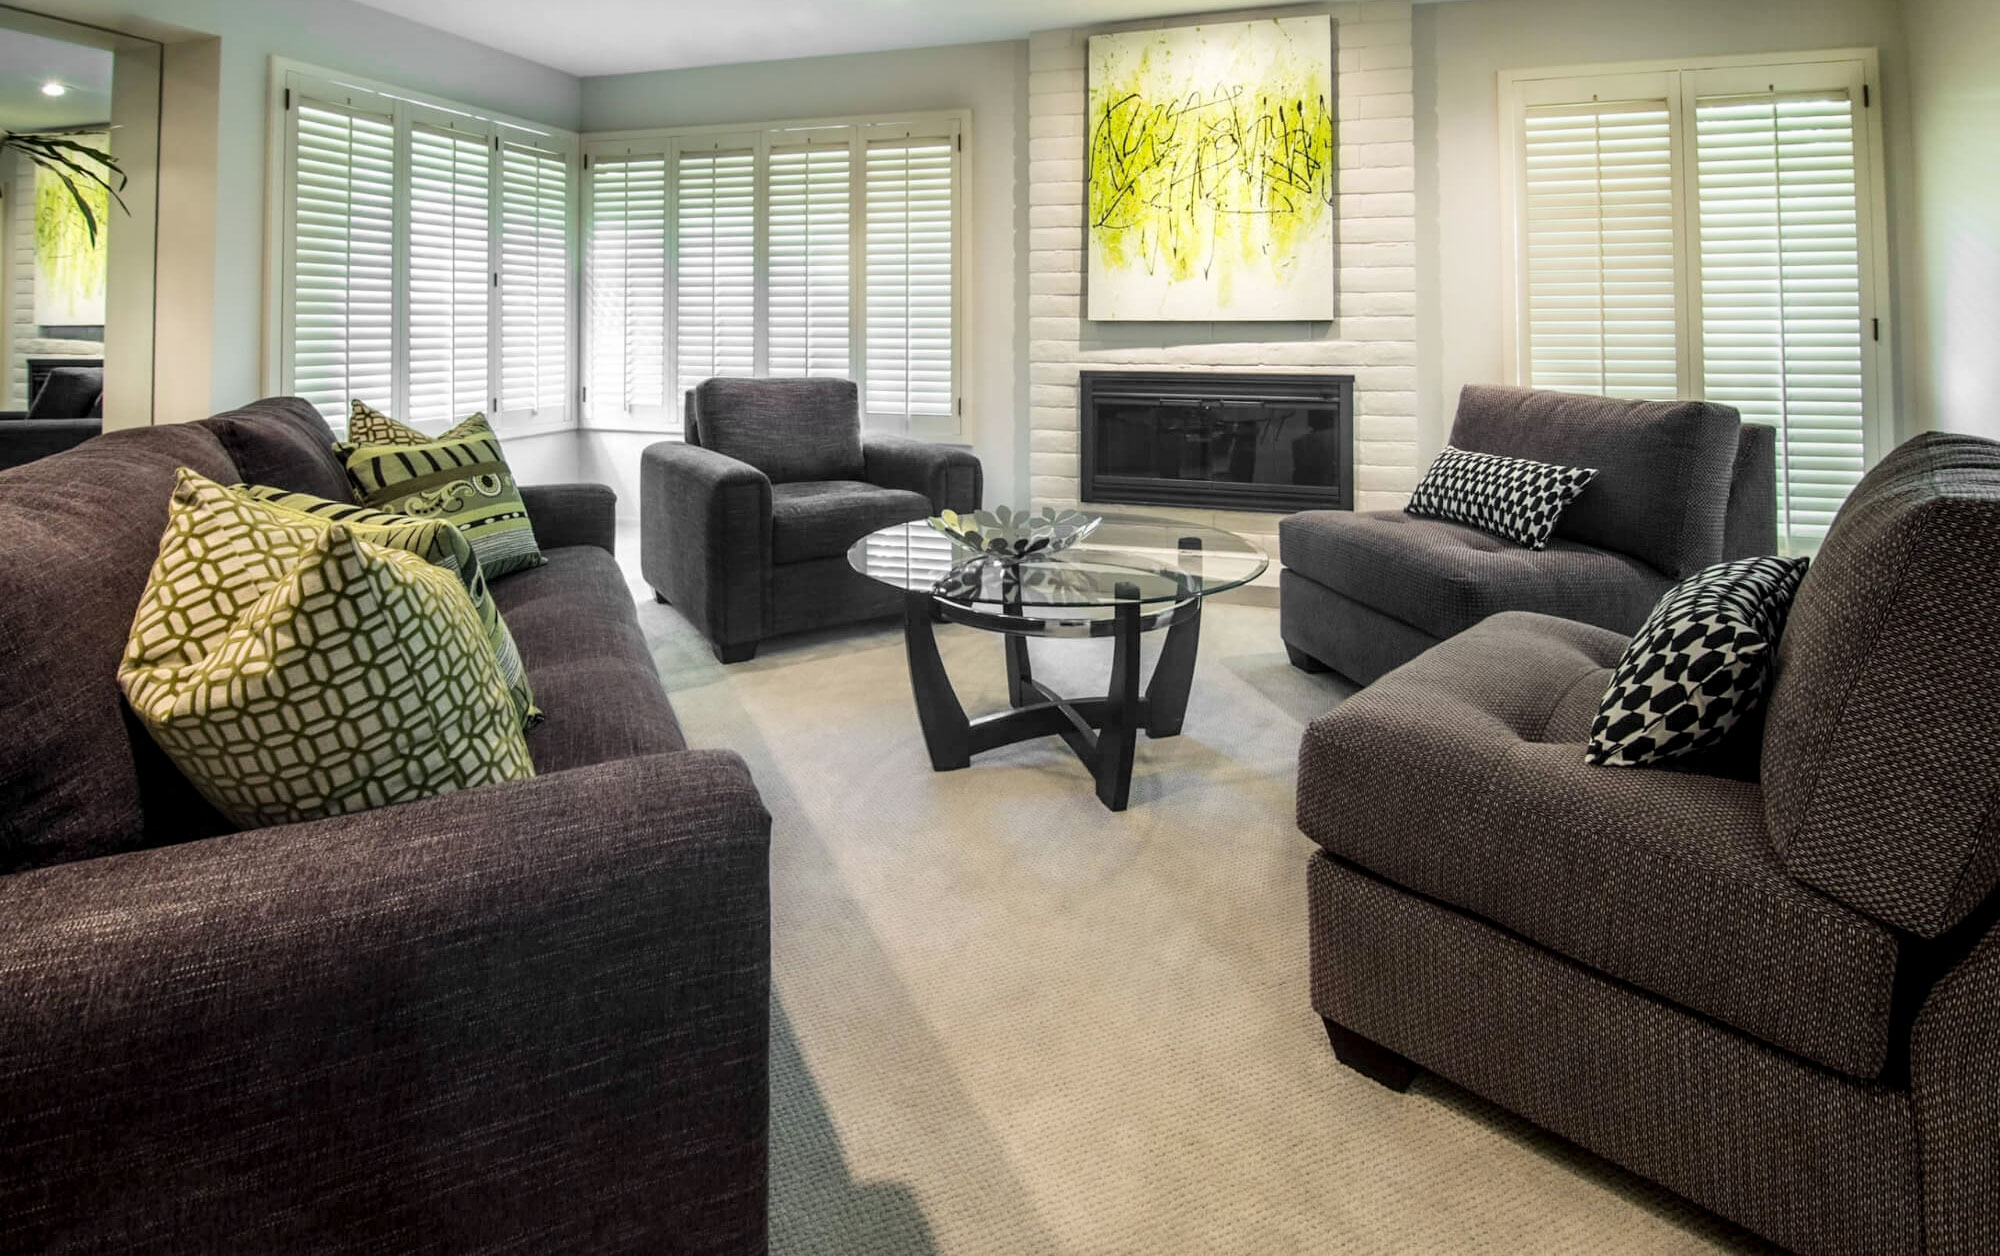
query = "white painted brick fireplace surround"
xmin=1026 ymin=2 xmax=1420 ymax=578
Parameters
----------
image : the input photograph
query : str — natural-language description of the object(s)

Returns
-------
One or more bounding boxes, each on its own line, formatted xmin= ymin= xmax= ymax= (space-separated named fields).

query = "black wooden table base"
xmin=899 ymin=583 xmax=1202 ymax=812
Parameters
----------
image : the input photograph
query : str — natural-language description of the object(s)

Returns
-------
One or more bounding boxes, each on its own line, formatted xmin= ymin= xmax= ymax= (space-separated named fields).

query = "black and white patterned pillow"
xmin=1405 ymin=445 xmax=1598 ymax=549
xmin=1586 ymin=555 xmax=1811 ymax=768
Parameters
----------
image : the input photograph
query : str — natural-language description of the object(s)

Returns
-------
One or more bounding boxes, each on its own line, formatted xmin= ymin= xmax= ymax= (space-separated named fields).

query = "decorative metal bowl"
xmin=928 ymin=505 xmax=1101 ymax=564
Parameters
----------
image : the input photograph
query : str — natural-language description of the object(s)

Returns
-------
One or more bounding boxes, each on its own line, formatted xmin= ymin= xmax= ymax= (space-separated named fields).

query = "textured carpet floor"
xmin=631 ymin=576 xmax=1771 ymax=1254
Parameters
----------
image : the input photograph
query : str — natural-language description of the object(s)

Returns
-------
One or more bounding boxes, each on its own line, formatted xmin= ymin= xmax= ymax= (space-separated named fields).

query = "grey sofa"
xmin=0 ymin=365 xmax=105 ymax=471
xmin=0 ymin=399 xmax=773 ymax=1252
xmin=1300 ymin=430 xmax=2000 ymax=1255
xmin=1280 ymin=385 xmax=1777 ymax=685
xmin=642 ymin=377 xmax=982 ymax=663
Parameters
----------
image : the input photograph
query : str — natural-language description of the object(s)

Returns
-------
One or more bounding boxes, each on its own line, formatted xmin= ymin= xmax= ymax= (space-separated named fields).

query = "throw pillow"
xmin=1405 ymin=445 xmax=1599 ymax=550
xmin=1586 ymin=555 xmax=1811 ymax=768
xmin=236 ymin=483 xmax=540 ymax=730
xmin=347 ymin=399 xmax=490 ymax=447
xmin=120 ymin=470 xmax=534 ymax=828
xmin=340 ymin=422 xmax=546 ymax=577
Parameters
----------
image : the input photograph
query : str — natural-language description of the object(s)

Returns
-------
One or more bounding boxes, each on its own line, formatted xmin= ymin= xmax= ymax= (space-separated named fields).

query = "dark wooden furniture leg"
xmin=1287 ymin=643 xmax=1332 ymax=674
xmin=1324 ymin=1018 xmax=1417 ymax=1092
xmin=1095 ymin=588 xmax=1143 ymax=811
xmin=1146 ymin=599 xmax=1201 ymax=737
xmin=713 ymin=640 xmax=757 ymax=665
xmin=904 ymin=589 xmax=971 ymax=770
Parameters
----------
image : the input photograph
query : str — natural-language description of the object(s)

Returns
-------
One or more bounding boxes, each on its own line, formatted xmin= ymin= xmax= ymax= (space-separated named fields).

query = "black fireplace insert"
xmin=1079 ymin=371 xmax=1355 ymax=513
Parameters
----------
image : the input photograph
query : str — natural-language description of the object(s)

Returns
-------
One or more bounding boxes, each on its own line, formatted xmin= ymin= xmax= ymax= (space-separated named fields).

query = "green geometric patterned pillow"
xmin=340 ymin=421 xmax=546 ymax=578
xmin=346 ymin=399 xmax=489 ymax=447
xmin=235 ymin=483 xmax=541 ymax=730
xmin=120 ymin=470 xmax=534 ymax=828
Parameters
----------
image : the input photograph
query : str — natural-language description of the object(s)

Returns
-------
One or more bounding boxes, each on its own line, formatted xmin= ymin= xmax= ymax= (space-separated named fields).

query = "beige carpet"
xmin=629 ymin=569 xmax=1771 ymax=1255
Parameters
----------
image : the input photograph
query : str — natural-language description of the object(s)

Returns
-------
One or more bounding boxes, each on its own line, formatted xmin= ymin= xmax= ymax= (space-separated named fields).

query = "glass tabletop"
xmin=848 ymin=510 xmax=1269 ymax=610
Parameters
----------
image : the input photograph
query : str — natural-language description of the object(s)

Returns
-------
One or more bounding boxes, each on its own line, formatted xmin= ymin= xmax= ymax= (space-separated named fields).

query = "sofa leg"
xmin=713 ymin=640 xmax=758 ymax=665
xmin=1287 ymin=643 xmax=1332 ymax=674
xmin=653 ymin=589 xmax=670 ymax=604
xmin=1324 ymin=1018 xmax=1416 ymax=1092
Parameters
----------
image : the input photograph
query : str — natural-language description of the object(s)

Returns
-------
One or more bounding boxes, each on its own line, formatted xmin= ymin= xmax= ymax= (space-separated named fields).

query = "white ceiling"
xmin=0 ymin=27 xmax=112 ymax=132
xmin=350 ymin=0 xmax=1332 ymax=78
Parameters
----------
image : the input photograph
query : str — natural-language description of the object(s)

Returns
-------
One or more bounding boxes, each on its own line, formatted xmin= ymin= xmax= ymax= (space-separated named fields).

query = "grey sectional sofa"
xmin=0 ymin=399 xmax=772 ymax=1252
xmin=1300 ymin=431 xmax=2000 ymax=1255
xmin=1280 ymin=385 xmax=1777 ymax=685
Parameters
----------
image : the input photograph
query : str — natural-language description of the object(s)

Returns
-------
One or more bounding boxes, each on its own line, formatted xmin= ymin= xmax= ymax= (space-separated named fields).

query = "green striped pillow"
xmin=237 ymin=485 xmax=540 ymax=730
xmin=340 ymin=425 xmax=546 ymax=578
xmin=347 ymin=399 xmax=488 ymax=447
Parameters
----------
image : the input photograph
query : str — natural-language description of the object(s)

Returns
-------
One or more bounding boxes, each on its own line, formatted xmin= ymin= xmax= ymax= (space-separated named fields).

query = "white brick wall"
xmin=1026 ymin=3 xmax=1420 ymax=578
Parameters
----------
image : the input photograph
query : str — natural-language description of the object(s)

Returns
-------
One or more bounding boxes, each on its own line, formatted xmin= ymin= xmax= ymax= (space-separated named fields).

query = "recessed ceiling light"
xmin=40 ymin=81 xmax=65 ymax=97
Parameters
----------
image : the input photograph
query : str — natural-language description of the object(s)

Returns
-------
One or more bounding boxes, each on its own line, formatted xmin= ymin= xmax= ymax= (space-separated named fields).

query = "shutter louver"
xmin=675 ymin=149 xmax=756 ymax=396
xmin=864 ymin=138 xmax=955 ymax=425
xmin=500 ymin=142 xmax=570 ymax=420
xmin=586 ymin=155 xmax=667 ymax=421
xmin=767 ymin=143 xmax=851 ymax=378
xmin=291 ymin=100 xmax=396 ymax=423
xmin=1696 ymin=93 xmax=1866 ymax=544
xmin=407 ymin=122 xmax=490 ymax=427
xmin=1521 ymin=102 xmax=1679 ymax=400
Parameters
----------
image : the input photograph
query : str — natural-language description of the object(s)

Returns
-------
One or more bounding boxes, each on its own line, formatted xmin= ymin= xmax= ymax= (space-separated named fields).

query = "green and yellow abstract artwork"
xmin=34 ymin=138 xmax=109 ymax=327
xmin=1087 ymin=15 xmax=1334 ymax=321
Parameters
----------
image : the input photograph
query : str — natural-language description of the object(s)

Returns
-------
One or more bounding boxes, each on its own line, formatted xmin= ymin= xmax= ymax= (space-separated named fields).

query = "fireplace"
xmin=1078 ymin=371 xmax=1355 ymax=513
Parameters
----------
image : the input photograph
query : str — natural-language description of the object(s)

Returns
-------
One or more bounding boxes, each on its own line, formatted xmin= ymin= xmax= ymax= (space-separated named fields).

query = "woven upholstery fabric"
xmin=641 ymin=441 xmax=773 ymax=651
xmin=770 ymin=480 xmax=931 ymax=565
xmin=0 ymin=422 xmax=242 ymax=872
xmin=0 ymin=747 xmax=772 ymax=1253
xmin=1763 ymin=431 xmax=2000 ymax=937
xmin=769 ymin=553 xmax=904 ymax=637
xmin=1278 ymin=509 xmax=1672 ymax=642
xmin=518 ymin=482 xmax=618 ymax=554
xmin=862 ymin=433 xmax=984 ymax=514
xmin=691 ymin=377 xmax=865 ymax=485
xmin=1298 ymin=611 xmax=1902 ymax=1078
xmin=494 ymin=547 xmax=690 ymax=773
xmin=1277 ymin=570 xmax=1439 ymax=686
xmin=343 ymin=425 xmax=546 ymax=577
xmin=1724 ymin=422 xmax=1781 ymax=558
xmin=1309 ymin=854 xmax=1923 ymax=1256
xmin=27 ymin=367 xmax=102 ymax=420
xmin=1449 ymin=385 xmax=1742 ymax=578
xmin=198 ymin=397 xmax=354 ymax=504
xmin=1404 ymin=445 xmax=1598 ymax=549
xmin=1913 ymin=916 xmax=2000 ymax=1251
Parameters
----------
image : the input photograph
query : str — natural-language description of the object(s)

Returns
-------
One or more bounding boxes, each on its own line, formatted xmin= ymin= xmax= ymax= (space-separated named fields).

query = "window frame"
xmin=1498 ymin=49 xmax=1894 ymax=477
xmin=264 ymin=59 xmax=582 ymax=439
xmin=581 ymin=109 xmax=968 ymax=441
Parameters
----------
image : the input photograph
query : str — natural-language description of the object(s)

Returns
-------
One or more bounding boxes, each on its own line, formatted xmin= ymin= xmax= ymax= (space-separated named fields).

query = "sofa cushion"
xmin=1449 ymin=386 xmax=1742 ymax=578
xmin=1298 ymin=611 xmax=1903 ymax=1079
xmin=1405 ymin=445 xmax=1598 ymax=549
xmin=199 ymin=398 xmax=354 ymax=504
xmin=0 ymin=423 xmax=243 ymax=872
xmin=692 ymin=377 xmax=866 ymax=485
xmin=770 ymin=480 xmax=931 ymax=566
xmin=1279 ymin=509 xmax=1671 ymax=641
xmin=492 ymin=547 xmax=687 ymax=773
xmin=1763 ymin=431 xmax=2000 ymax=937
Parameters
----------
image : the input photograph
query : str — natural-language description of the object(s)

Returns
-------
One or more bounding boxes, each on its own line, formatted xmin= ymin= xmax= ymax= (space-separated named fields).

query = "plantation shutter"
xmin=864 ymin=136 xmax=955 ymax=427
xmin=1520 ymin=101 xmax=1679 ymax=400
xmin=585 ymin=155 xmax=668 ymax=424
xmin=674 ymin=147 xmax=756 ymax=396
xmin=1695 ymin=92 xmax=1867 ymax=543
xmin=290 ymin=98 xmax=396 ymax=421
xmin=407 ymin=121 xmax=491 ymax=427
xmin=499 ymin=140 xmax=570 ymax=422
xmin=767 ymin=141 xmax=852 ymax=378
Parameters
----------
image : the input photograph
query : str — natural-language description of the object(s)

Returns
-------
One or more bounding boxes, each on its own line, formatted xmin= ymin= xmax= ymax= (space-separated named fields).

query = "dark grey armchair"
xmin=1279 ymin=385 xmax=1777 ymax=686
xmin=642 ymin=377 xmax=982 ymax=663
xmin=0 ymin=365 xmax=104 ymax=472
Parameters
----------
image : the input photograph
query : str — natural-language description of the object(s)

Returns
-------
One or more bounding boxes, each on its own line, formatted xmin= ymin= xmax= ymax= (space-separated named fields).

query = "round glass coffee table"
xmin=848 ymin=510 xmax=1268 ymax=811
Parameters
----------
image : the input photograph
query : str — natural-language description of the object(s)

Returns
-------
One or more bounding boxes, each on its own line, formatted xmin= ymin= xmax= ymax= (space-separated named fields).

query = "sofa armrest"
xmin=519 ymin=481 xmax=618 ymax=554
xmin=863 ymin=433 xmax=982 ymax=514
xmin=0 ymin=749 xmax=772 ymax=1252
xmin=640 ymin=441 xmax=772 ymax=650
xmin=1913 ymin=913 xmax=2000 ymax=1249
xmin=1722 ymin=422 xmax=1779 ymax=559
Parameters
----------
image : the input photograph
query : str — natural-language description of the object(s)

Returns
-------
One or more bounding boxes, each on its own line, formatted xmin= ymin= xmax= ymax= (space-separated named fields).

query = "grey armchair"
xmin=0 ymin=365 xmax=105 ymax=471
xmin=642 ymin=377 xmax=982 ymax=663
xmin=1279 ymin=385 xmax=1777 ymax=686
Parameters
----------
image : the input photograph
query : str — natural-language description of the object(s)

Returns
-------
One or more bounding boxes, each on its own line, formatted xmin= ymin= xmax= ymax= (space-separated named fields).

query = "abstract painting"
xmin=34 ymin=154 xmax=108 ymax=327
xmin=1087 ymin=15 xmax=1335 ymax=322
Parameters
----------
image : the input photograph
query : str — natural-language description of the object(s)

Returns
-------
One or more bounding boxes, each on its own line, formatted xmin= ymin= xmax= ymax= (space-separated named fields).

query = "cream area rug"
xmin=630 ymin=571 xmax=1771 ymax=1255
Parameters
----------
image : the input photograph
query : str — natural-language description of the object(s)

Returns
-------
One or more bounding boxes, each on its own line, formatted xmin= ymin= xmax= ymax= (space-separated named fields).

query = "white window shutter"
xmin=290 ymin=99 xmax=396 ymax=423
xmin=767 ymin=142 xmax=852 ymax=378
xmin=1520 ymin=102 xmax=1679 ymax=400
xmin=406 ymin=122 xmax=491 ymax=427
xmin=585 ymin=155 xmax=668 ymax=424
xmin=1695 ymin=93 xmax=1867 ymax=544
xmin=674 ymin=148 xmax=757 ymax=397
xmin=864 ymin=137 xmax=955 ymax=427
xmin=499 ymin=141 xmax=571 ymax=423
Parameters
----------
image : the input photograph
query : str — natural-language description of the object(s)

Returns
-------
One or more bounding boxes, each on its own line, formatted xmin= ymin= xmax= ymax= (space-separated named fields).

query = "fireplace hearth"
xmin=1078 ymin=371 xmax=1355 ymax=514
